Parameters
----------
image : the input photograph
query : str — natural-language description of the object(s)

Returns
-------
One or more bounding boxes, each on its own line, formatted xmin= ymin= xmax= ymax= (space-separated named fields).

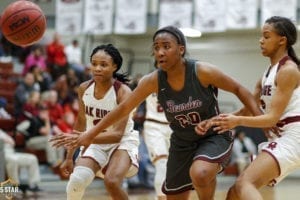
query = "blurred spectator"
xmin=43 ymin=89 xmax=65 ymax=125
xmin=63 ymin=97 xmax=79 ymax=117
xmin=22 ymin=44 xmax=47 ymax=76
xmin=52 ymin=69 xmax=79 ymax=105
xmin=20 ymin=105 xmax=65 ymax=168
xmin=53 ymin=111 xmax=75 ymax=135
xmin=0 ymin=97 xmax=11 ymax=119
xmin=46 ymin=33 xmax=68 ymax=80
xmin=29 ymin=64 xmax=53 ymax=92
xmin=65 ymin=39 xmax=85 ymax=81
xmin=0 ymin=129 xmax=42 ymax=193
xmin=231 ymin=129 xmax=257 ymax=174
xmin=20 ymin=91 xmax=41 ymax=121
xmin=14 ymin=72 xmax=40 ymax=120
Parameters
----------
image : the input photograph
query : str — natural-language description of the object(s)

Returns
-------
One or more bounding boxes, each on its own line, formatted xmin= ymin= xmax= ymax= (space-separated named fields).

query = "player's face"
xmin=259 ymin=23 xmax=285 ymax=57
xmin=90 ymin=50 xmax=117 ymax=82
xmin=152 ymin=33 xmax=184 ymax=71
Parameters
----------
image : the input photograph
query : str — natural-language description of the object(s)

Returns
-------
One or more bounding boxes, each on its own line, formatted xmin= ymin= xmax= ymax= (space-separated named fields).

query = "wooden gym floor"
xmin=3 ymin=175 xmax=300 ymax=200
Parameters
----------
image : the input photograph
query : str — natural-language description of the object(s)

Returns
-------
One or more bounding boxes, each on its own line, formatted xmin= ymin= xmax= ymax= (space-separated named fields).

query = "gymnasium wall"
xmin=1 ymin=0 xmax=300 ymax=110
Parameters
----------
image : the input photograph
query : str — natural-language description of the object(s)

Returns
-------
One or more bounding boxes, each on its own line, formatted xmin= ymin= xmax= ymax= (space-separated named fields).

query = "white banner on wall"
xmin=226 ymin=0 xmax=258 ymax=29
xmin=158 ymin=0 xmax=193 ymax=29
xmin=55 ymin=0 xmax=83 ymax=35
xmin=261 ymin=0 xmax=297 ymax=25
xmin=83 ymin=0 xmax=114 ymax=35
xmin=194 ymin=0 xmax=227 ymax=32
xmin=114 ymin=0 xmax=148 ymax=34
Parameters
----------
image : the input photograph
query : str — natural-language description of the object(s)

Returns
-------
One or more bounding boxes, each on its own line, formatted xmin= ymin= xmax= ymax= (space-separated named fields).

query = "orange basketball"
xmin=0 ymin=0 xmax=46 ymax=46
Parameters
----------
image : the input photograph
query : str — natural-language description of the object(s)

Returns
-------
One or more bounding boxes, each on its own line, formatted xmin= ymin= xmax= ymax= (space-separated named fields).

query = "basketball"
xmin=0 ymin=0 xmax=46 ymax=46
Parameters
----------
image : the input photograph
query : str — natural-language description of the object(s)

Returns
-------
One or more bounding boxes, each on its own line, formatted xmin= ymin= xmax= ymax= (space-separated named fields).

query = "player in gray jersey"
xmin=52 ymin=26 xmax=261 ymax=200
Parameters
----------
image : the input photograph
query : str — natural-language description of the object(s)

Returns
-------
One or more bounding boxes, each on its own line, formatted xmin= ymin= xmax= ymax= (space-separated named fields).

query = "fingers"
xmin=63 ymin=140 xmax=78 ymax=150
xmin=48 ymin=134 xmax=66 ymax=142
xmin=195 ymin=124 xmax=206 ymax=135
xmin=49 ymin=135 xmax=77 ymax=148
xmin=73 ymin=130 xmax=82 ymax=135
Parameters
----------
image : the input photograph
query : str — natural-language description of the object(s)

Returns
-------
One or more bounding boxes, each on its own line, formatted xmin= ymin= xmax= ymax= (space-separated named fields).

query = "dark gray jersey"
xmin=157 ymin=59 xmax=219 ymax=142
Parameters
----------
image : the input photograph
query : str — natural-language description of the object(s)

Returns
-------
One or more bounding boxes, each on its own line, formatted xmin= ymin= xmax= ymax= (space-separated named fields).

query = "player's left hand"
xmin=212 ymin=114 xmax=239 ymax=133
xmin=195 ymin=119 xmax=211 ymax=135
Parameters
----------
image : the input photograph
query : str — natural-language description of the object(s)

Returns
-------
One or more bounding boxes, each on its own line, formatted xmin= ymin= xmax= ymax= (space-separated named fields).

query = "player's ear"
xmin=279 ymin=36 xmax=287 ymax=46
xmin=179 ymin=45 xmax=185 ymax=56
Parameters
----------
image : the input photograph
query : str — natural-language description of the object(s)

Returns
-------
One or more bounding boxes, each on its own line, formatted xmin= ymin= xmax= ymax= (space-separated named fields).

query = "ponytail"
xmin=288 ymin=46 xmax=300 ymax=67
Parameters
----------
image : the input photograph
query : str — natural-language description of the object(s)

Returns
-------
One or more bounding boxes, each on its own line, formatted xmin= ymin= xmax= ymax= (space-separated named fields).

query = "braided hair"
xmin=90 ymin=44 xmax=130 ymax=83
xmin=265 ymin=16 xmax=300 ymax=66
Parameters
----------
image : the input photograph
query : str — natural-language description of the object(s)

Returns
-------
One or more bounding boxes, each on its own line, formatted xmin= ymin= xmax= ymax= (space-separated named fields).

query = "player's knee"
xmin=103 ymin=174 xmax=122 ymax=190
xmin=154 ymin=158 xmax=167 ymax=196
xmin=189 ymin=166 xmax=215 ymax=187
xmin=66 ymin=166 xmax=95 ymax=194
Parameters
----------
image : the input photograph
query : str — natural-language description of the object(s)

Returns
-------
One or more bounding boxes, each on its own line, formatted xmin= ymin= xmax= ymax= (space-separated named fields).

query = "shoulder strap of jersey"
xmin=113 ymin=80 xmax=122 ymax=104
xmin=85 ymin=79 xmax=94 ymax=89
xmin=277 ymin=55 xmax=290 ymax=72
xmin=113 ymin=80 xmax=122 ymax=93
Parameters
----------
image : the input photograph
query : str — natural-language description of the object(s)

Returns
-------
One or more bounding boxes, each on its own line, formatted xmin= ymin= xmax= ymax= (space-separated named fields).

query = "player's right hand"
xmin=60 ymin=159 xmax=74 ymax=176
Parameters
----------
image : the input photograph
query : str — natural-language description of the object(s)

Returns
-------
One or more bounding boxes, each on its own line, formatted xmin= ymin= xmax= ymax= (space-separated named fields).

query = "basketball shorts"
xmin=143 ymin=120 xmax=172 ymax=162
xmin=259 ymin=123 xmax=300 ymax=186
xmin=80 ymin=130 xmax=139 ymax=179
xmin=162 ymin=132 xmax=233 ymax=195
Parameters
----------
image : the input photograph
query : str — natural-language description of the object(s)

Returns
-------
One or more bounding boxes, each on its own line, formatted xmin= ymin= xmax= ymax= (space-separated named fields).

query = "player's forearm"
xmin=238 ymin=114 xmax=278 ymax=128
xmin=65 ymin=148 xmax=76 ymax=160
xmin=236 ymin=87 xmax=262 ymax=116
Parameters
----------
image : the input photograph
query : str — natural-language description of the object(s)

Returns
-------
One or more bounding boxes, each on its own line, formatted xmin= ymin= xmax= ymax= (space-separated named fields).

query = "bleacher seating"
xmin=0 ymin=61 xmax=47 ymax=164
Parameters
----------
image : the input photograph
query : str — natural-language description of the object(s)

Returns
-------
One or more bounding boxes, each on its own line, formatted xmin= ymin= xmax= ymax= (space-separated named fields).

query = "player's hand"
xmin=263 ymin=126 xmax=283 ymax=139
xmin=212 ymin=114 xmax=239 ymax=133
xmin=60 ymin=159 xmax=74 ymax=177
xmin=67 ymin=133 xmax=93 ymax=155
xmin=195 ymin=119 xmax=212 ymax=135
xmin=49 ymin=130 xmax=81 ymax=148
xmin=195 ymin=116 xmax=221 ymax=135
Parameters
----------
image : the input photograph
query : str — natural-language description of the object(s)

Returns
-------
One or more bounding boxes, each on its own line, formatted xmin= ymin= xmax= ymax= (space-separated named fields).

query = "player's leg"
xmin=166 ymin=191 xmax=190 ymax=200
xmin=153 ymin=156 xmax=168 ymax=200
xmin=189 ymin=160 xmax=219 ymax=200
xmin=189 ymin=132 xmax=233 ymax=200
xmin=226 ymin=151 xmax=279 ymax=200
xmin=144 ymin=122 xmax=171 ymax=199
xmin=104 ymin=149 xmax=131 ymax=200
xmin=66 ymin=157 xmax=100 ymax=200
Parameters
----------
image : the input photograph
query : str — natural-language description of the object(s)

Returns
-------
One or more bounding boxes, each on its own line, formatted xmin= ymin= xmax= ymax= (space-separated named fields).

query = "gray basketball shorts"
xmin=162 ymin=132 xmax=233 ymax=195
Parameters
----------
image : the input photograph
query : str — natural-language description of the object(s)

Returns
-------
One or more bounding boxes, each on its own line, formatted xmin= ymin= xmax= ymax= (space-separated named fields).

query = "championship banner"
xmin=261 ymin=0 xmax=297 ymax=25
xmin=114 ymin=0 xmax=148 ymax=34
xmin=194 ymin=0 xmax=226 ymax=32
xmin=158 ymin=0 xmax=193 ymax=29
xmin=83 ymin=0 xmax=114 ymax=35
xmin=226 ymin=0 xmax=258 ymax=29
xmin=55 ymin=0 xmax=83 ymax=35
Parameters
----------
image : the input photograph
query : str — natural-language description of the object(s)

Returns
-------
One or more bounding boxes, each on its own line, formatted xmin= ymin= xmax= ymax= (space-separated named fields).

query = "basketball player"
xmin=52 ymin=26 xmax=261 ymax=199
xmin=202 ymin=16 xmax=300 ymax=200
xmin=51 ymin=44 xmax=139 ymax=200
xmin=143 ymin=92 xmax=172 ymax=200
xmin=199 ymin=16 xmax=300 ymax=200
